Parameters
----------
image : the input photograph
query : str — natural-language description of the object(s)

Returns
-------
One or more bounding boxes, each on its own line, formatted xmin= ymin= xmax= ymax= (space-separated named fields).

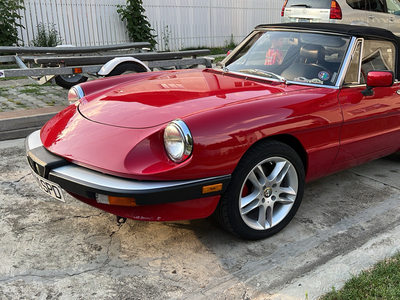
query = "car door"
xmin=366 ymin=0 xmax=389 ymax=29
xmin=334 ymin=38 xmax=400 ymax=164
xmin=387 ymin=0 xmax=400 ymax=36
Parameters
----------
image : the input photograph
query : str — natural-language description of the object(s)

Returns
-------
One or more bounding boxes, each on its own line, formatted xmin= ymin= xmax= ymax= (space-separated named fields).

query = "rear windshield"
xmin=286 ymin=0 xmax=332 ymax=9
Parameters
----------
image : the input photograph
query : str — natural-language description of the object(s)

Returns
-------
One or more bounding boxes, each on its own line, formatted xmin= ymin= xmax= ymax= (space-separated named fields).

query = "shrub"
xmin=0 ymin=0 xmax=25 ymax=46
xmin=30 ymin=23 xmax=62 ymax=47
xmin=117 ymin=0 xmax=157 ymax=50
xmin=224 ymin=34 xmax=237 ymax=50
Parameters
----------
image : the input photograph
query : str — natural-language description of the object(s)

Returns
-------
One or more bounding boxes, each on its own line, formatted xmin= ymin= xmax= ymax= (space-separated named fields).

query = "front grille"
xmin=26 ymin=146 xmax=69 ymax=179
xmin=27 ymin=155 xmax=46 ymax=177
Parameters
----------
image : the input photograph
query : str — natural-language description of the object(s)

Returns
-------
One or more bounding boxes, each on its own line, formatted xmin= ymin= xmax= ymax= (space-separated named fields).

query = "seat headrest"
xmin=300 ymin=44 xmax=325 ymax=60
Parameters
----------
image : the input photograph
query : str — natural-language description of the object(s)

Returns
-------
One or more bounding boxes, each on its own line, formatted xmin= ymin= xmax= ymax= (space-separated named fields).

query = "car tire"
xmin=55 ymin=74 xmax=88 ymax=89
xmin=214 ymin=140 xmax=305 ymax=240
xmin=105 ymin=62 xmax=148 ymax=77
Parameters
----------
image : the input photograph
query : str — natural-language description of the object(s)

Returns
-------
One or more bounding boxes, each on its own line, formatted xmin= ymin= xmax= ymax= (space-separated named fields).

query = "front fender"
xmin=98 ymin=57 xmax=151 ymax=75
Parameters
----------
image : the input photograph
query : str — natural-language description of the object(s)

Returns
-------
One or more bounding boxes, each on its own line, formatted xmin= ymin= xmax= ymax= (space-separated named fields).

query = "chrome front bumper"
xmin=26 ymin=130 xmax=230 ymax=205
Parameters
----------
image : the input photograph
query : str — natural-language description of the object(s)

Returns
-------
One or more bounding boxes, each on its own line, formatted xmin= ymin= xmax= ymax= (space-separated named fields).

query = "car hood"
xmin=78 ymin=69 xmax=308 ymax=128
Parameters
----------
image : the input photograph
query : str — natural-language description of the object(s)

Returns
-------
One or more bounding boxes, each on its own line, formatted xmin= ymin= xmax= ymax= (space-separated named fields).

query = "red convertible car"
xmin=26 ymin=23 xmax=399 ymax=240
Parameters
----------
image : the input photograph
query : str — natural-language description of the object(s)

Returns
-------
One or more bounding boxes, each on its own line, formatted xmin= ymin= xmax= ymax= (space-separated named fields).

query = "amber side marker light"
xmin=96 ymin=194 xmax=137 ymax=206
xmin=73 ymin=67 xmax=83 ymax=74
xmin=202 ymin=183 xmax=223 ymax=194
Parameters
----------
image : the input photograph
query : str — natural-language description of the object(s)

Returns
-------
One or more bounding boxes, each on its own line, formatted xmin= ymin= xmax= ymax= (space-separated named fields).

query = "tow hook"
xmin=116 ymin=216 xmax=127 ymax=224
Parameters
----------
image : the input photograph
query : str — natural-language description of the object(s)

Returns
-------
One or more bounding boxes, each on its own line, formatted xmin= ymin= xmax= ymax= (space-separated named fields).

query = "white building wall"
xmin=17 ymin=0 xmax=282 ymax=50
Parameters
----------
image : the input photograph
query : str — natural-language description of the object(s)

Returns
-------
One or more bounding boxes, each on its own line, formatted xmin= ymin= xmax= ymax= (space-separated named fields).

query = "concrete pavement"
xmin=1 ymin=137 xmax=400 ymax=299
xmin=1 ymin=77 xmax=400 ymax=299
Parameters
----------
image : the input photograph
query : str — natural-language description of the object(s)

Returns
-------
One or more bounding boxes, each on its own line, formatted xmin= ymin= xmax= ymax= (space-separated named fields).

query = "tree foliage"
xmin=117 ymin=0 xmax=157 ymax=49
xmin=0 ymin=0 xmax=25 ymax=46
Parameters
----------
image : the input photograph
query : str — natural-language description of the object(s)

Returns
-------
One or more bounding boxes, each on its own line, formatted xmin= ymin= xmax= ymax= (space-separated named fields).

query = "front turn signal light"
xmin=202 ymin=183 xmax=223 ymax=194
xmin=96 ymin=194 xmax=137 ymax=206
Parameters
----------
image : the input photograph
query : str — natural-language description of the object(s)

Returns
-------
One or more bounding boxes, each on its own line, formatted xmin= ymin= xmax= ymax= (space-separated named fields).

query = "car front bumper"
xmin=26 ymin=130 xmax=231 ymax=206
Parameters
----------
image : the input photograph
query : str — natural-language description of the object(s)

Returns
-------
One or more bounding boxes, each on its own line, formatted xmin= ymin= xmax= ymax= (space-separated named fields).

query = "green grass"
xmin=19 ymin=87 xmax=41 ymax=94
xmin=321 ymin=252 xmax=400 ymax=299
xmin=44 ymin=100 xmax=55 ymax=106
xmin=213 ymin=56 xmax=226 ymax=64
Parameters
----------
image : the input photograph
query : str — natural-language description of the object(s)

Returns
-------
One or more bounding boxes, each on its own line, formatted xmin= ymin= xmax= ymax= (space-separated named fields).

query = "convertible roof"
xmin=256 ymin=23 xmax=400 ymax=43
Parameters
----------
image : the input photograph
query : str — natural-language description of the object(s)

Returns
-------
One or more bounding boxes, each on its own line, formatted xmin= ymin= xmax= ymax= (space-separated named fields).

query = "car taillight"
xmin=330 ymin=0 xmax=342 ymax=19
xmin=281 ymin=0 xmax=288 ymax=17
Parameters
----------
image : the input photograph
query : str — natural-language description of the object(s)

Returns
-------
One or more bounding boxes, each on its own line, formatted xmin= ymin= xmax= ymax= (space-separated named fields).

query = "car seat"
xmin=299 ymin=44 xmax=325 ymax=65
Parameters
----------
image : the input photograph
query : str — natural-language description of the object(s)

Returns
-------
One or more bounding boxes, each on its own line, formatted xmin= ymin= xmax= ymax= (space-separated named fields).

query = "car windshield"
xmin=226 ymin=30 xmax=351 ymax=86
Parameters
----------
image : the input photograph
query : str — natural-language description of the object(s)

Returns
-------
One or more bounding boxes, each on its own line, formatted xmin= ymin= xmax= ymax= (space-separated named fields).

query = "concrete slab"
xmin=1 ymin=138 xmax=400 ymax=299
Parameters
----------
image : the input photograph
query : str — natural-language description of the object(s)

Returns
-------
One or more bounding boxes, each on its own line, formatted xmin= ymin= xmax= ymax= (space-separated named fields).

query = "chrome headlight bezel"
xmin=68 ymin=85 xmax=85 ymax=105
xmin=163 ymin=119 xmax=193 ymax=163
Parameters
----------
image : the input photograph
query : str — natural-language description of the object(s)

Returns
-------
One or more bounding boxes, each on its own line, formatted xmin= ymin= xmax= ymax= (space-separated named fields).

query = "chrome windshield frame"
xmin=335 ymin=36 xmax=361 ymax=87
xmin=221 ymin=28 xmax=355 ymax=89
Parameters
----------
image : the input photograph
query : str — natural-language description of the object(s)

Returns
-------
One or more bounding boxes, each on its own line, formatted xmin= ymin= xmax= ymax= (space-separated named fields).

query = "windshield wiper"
xmin=239 ymin=69 xmax=287 ymax=83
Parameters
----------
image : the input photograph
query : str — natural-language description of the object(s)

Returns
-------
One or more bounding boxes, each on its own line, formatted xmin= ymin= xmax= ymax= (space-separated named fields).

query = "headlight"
xmin=164 ymin=119 xmax=193 ymax=163
xmin=68 ymin=85 xmax=85 ymax=105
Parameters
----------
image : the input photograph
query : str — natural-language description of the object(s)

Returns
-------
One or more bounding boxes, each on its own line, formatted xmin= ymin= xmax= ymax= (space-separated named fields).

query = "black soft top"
xmin=256 ymin=23 xmax=400 ymax=43
xmin=256 ymin=23 xmax=400 ymax=78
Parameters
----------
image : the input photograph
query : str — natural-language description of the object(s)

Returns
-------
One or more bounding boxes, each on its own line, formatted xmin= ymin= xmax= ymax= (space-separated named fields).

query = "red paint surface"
xmin=40 ymin=68 xmax=400 ymax=220
xmin=70 ymin=192 xmax=220 ymax=222
xmin=41 ymin=69 xmax=346 ymax=181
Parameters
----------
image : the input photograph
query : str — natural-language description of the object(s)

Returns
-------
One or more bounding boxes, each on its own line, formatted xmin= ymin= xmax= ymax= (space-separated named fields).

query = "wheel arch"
xmin=97 ymin=57 xmax=150 ymax=76
xmin=214 ymin=134 xmax=307 ymax=239
xmin=245 ymin=134 xmax=308 ymax=175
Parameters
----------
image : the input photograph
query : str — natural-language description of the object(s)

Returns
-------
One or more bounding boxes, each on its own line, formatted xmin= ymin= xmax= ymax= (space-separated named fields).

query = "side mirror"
xmin=362 ymin=70 xmax=394 ymax=96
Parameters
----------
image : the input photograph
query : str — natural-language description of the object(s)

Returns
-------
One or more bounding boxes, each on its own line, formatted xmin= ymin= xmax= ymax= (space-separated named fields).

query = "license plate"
xmin=290 ymin=17 xmax=311 ymax=22
xmin=31 ymin=171 xmax=65 ymax=202
xmin=298 ymin=18 xmax=311 ymax=22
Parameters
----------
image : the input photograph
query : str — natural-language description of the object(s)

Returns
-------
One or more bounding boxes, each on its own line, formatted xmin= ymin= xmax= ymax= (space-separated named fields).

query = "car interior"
xmin=226 ymin=29 xmax=398 ymax=87
xmin=227 ymin=31 xmax=349 ymax=86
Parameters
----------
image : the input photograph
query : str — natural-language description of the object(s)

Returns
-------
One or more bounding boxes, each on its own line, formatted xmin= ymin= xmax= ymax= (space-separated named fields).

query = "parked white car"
xmin=281 ymin=0 xmax=400 ymax=36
